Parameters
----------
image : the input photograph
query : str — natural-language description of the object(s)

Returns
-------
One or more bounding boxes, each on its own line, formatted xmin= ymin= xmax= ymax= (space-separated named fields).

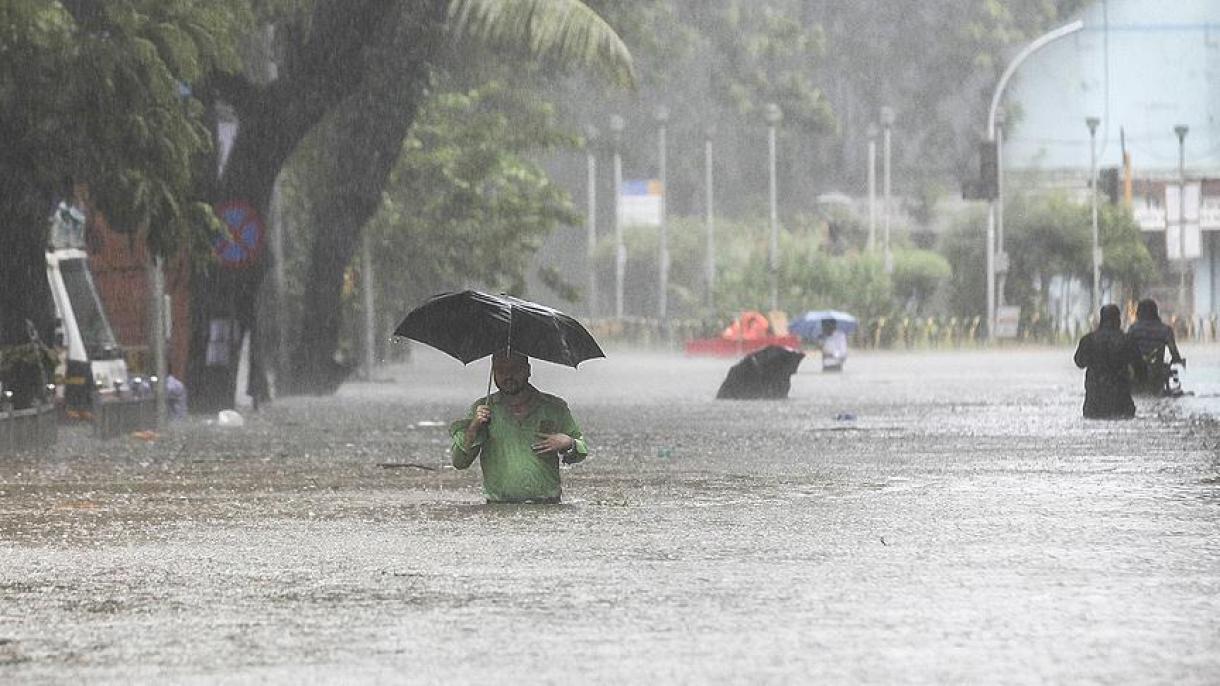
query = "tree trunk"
xmin=185 ymin=0 xmax=436 ymax=413
xmin=0 ymin=174 xmax=55 ymax=408
xmin=283 ymin=9 xmax=441 ymax=395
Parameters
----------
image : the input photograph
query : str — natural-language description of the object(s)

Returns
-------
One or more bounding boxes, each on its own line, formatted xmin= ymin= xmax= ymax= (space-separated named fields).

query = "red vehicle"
xmin=684 ymin=310 xmax=801 ymax=357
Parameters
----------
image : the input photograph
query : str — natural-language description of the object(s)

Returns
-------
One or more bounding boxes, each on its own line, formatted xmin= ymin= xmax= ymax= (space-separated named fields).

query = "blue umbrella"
xmin=790 ymin=310 xmax=858 ymax=341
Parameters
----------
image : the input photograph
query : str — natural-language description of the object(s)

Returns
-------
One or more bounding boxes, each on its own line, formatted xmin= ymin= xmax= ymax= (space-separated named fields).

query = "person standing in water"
xmin=449 ymin=350 xmax=588 ymax=503
xmin=1073 ymin=304 xmax=1144 ymax=419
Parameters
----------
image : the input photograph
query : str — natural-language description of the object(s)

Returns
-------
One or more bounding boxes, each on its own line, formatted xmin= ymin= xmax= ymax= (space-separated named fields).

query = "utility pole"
xmin=765 ymin=103 xmax=782 ymax=312
xmin=995 ymin=110 xmax=1008 ymax=305
xmin=704 ymin=125 xmax=716 ymax=309
xmin=1175 ymin=124 xmax=1189 ymax=318
xmin=1087 ymin=116 xmax=1101 ymax=315
xmin=585 ymin=125 xmax=598 ymax=318
xmin=867 ymin=123 xmax=878 ymax=251
xmin=880 ymin=106 xmax=894 ymax=273
xmin=655 ymin=106 xmax=669 ymax=334
xmin=360 ymin=232 xmax=376 ymax=380
xmin=610 ymin=114 xmax=625 ymax=320
xmin=148 ymin=256 xmax=167 ymax=427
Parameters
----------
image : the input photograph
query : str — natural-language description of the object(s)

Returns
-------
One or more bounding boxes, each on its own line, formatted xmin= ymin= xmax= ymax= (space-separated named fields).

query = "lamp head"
xmin=764 ymin=102 xmax=782 ymax=125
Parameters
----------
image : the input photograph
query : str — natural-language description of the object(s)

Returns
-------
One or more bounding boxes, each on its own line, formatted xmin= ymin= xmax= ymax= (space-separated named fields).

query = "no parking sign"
xmin=213 ymin=200 xmax=266 ymax=269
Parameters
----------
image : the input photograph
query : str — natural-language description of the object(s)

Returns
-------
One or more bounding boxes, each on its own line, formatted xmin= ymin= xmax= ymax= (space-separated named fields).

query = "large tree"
xmin=188 ymin=0 xmax=633 ymax=408
xmin=0 ymin=0 xmax=243 ymax=408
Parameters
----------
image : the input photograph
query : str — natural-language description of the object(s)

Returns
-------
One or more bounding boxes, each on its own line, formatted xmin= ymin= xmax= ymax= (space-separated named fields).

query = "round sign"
xmin=213 ymin=200 xmax=265 ymax=269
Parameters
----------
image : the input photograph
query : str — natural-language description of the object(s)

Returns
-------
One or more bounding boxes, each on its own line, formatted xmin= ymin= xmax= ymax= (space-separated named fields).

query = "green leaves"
xmin=448 ymin=0 xmax=636 ymax=88
xmin=0 ymin=0 xmax=250 ymax=257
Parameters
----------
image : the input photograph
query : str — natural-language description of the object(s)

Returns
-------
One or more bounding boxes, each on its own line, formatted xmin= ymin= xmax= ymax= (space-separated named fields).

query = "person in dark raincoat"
xmin=1073 ymin=304 xmax=1144 ymax=419
xmin=1126 ymin=298 xmax=1184 ymax=395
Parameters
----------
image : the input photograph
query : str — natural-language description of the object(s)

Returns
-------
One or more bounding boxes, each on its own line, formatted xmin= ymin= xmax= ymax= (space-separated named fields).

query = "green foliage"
xmin=0 ymin=0 xmax=248 ymax=257
xmin=593 ymin=216 xmax=944 ymax=324
xmin=938 ymin=207 xmax=989 ymax=318
xmin=449 ymin=0 xmax=636 ymax=88
xmin=891 ymin=248 xmax=953 ymax=314
xmin=362 ymin=81 xmax=580 ymax=310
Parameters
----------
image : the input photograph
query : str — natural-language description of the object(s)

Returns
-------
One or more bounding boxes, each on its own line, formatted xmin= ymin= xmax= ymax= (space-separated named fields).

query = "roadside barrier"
xmin=586 ymin=311 xmax=1220 ymax=351
xmin=0 ymin=402 xmax=58 ymax=453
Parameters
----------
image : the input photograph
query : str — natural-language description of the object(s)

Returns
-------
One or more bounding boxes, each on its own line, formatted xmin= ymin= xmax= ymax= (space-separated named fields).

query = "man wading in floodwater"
xmin=1073 ymin=304 xmax=1145 ymax=419
xmin=449 ymin=350 xmax=588 ymax=503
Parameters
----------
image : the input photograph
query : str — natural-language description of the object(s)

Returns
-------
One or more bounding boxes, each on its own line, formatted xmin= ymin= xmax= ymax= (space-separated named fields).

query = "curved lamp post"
xmin=985 ymin=19 xmax=1084 ymax=341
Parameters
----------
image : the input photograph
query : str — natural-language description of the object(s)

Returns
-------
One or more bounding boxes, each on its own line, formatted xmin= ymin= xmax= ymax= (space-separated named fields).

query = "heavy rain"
xmin=2 ymin=1 xmax=1219 ymax=683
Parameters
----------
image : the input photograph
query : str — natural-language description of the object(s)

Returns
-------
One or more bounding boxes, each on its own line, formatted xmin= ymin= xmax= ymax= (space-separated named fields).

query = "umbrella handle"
xmin=484 ymin=361 xmax=493 ymax=408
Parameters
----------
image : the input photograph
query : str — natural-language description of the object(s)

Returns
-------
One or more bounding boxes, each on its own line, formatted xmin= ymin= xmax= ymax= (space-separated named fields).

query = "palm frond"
xmin=448 ymin=0 xmax=635 ymax=89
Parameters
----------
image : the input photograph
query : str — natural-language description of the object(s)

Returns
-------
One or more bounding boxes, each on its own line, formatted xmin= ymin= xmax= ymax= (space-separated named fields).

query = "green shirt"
xmin=449 ymin=387 xmax=588 ymax=503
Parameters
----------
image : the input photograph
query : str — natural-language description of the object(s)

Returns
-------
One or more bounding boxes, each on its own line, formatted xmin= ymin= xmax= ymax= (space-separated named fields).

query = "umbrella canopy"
xmin=393 ymin=290 xmax=605 ymax=367
xmin=716 ymin=345 xmax=805 ymax=399
xmin=790 ymin=310 xmax=859 ymax=341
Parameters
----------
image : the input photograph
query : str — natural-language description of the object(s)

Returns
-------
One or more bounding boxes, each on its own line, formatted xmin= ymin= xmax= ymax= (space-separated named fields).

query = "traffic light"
xmin=963 ymin=141 xmax=998 ymax=200
xmin=1099 ymin=167 xmax=1120 ymax=204
xmin=979 ymin=142 xmax=998 ymax=199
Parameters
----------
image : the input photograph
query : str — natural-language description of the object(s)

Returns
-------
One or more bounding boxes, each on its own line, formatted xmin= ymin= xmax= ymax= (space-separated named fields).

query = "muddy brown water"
xmin=2 ymin=347 xmax=1219 ymax=684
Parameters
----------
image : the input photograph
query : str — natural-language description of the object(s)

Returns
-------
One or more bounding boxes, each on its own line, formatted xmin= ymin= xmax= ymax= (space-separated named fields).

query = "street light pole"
xmin=610 ymin=114 xmax=625 ymax=320
xmin=765 ymin=103 xmax=782 ymax=313
xmin=655 ymin=106 xmax=669 ymax=333
xmin=985 ymin=19 xmax=1084 ymax=341
xmin=1175 ymin=124 xmax=1189 ymax=318
xmin=995 ymin=109 xmax=1008 ymax=305
xmin=584 ymin=125 xmax=598 ymax=318
xmin=704 ymin=125 xmax=716 ymax=310
xmin=867 ymin=123 xmax=878 ymax=251
xmin=1086 ymin=116 xmax=1101 ymax=315
xmin=880 ymin=106 xmax=894 ymax=272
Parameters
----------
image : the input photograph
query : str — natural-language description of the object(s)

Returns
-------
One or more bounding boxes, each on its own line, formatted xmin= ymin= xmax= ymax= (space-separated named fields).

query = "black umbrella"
xmin=716 ymin=345 xmax=805 ymax=399
xmin=394 ymin=290 xmax=605 ymax=368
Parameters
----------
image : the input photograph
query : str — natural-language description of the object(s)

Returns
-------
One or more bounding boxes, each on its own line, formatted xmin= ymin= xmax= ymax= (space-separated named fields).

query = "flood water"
xmin=2 ymin=346 xmax=1219 ymax=683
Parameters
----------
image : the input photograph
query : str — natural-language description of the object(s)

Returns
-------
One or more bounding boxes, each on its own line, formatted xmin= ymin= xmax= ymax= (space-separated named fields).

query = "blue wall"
xmin=1004 ymin=0 xmax=1220 ymax=175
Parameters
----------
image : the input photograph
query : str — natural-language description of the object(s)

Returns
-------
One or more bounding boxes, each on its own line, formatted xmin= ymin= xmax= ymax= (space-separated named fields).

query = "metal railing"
xmin=588 ymin=312 xmax=1220 ymax=351
xmin=0 ymin=402 xmax=58 ymax=454
xmin=93 ymin=394 xmax=158 ymax=440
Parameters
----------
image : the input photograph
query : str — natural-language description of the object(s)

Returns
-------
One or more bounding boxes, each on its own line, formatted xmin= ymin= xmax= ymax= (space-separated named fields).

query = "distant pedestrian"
xmin=820 ymin=319 xmax=848 ymax=372
xmin=1126 ymin=298 xmax=1184 ymax=395
xmin=165 ymin=372 xmax=187 ymax=420
xmin=1073 ymin=304 xmax=1144 ymax=419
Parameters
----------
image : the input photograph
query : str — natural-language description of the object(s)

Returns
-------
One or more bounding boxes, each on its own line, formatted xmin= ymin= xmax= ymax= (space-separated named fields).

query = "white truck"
xmin=45 ymin=201 xmax=132 ymax=413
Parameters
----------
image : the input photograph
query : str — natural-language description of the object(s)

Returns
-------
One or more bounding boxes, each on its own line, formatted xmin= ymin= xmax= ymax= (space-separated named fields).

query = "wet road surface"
xmin=2 ymin=346 xmax=1219 ymax=684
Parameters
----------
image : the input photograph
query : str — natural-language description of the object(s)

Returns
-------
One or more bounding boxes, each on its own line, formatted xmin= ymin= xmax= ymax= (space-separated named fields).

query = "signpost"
xmin=994 ymin=306 xmax=1021 ymax=339
xmin=618 ymin=179 xmax=663 ymax=227
xmin=1165 ymin=182 xmax=1201 ymax=261
xmin=213 ymin=200 xmax=266 ymax=269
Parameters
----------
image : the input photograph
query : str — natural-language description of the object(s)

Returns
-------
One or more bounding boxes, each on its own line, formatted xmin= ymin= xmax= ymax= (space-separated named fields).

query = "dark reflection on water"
xmin=2 ymin=348 xmax=1220 ymax=683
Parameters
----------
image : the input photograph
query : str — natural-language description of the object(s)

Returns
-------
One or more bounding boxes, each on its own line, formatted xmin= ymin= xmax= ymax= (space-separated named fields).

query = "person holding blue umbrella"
xmin=819 ymin=319 xmax=848 ymax=372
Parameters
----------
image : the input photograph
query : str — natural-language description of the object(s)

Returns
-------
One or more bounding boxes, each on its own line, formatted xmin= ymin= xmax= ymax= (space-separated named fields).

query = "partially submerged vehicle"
xmin=45 ymin=201 xmax=153 ymax=433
